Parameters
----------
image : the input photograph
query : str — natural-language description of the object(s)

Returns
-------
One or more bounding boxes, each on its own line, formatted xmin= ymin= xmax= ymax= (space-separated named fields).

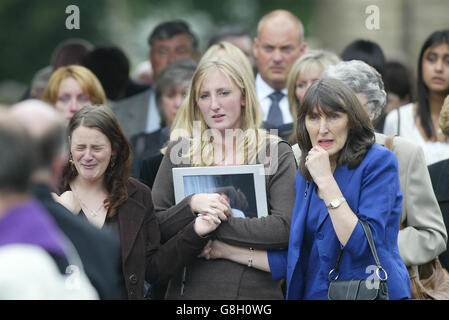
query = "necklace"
xmin=71 ymin=184 xmax=106 ymax=217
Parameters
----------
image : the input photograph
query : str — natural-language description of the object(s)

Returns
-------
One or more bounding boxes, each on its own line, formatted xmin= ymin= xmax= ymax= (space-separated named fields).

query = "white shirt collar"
xmin=255 ymin=74 xmax=288 ymax=99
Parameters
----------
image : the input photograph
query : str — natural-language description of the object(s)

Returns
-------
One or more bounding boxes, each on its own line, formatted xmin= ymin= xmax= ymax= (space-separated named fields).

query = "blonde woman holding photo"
xmin=152 ymin=56 xmax=297 ymax=299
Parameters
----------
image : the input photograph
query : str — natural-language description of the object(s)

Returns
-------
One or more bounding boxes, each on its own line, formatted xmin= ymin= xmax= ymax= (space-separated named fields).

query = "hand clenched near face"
xmin=305 ymin=145 xmax=334 ymax=186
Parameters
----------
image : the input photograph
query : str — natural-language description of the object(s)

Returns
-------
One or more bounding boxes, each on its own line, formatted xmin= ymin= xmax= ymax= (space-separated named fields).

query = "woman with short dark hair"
xmin=323 ymin=60 xmax=447 ymax=270
xmin=203 ymin=78 xmax=411 ymax=300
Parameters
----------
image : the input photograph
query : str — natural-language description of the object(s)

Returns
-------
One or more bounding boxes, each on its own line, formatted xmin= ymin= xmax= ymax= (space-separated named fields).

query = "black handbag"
xmin=328 ymin=220 xmax=389 ymax=300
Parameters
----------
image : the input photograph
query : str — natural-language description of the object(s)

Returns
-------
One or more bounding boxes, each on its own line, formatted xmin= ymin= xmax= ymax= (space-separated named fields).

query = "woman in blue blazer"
xmin=201 ymin=78 xmax=411 ymax=299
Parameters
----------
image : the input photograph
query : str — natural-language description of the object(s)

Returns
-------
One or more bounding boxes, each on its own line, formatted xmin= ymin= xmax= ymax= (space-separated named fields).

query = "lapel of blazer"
xmin=118 ymin=180 xmax=146 ymax=262
xmin=316 ymin=164 xmax=355 ymax=231
xmin=286 ymin=177 xmax=312 ymax=297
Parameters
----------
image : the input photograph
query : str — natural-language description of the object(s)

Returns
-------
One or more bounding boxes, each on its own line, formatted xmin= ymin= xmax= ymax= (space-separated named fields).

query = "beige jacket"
xmin=292 ymin=132 xmax=447 ymax=266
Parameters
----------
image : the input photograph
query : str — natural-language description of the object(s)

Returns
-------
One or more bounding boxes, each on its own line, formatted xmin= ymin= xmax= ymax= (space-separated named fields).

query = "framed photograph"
xmin=173 ymin=164 xmax=268 ymax=218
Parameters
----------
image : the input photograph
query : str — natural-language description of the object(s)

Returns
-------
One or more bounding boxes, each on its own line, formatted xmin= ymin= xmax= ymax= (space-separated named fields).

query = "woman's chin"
xmin=78 ymin=171 xmax=103 ymax=182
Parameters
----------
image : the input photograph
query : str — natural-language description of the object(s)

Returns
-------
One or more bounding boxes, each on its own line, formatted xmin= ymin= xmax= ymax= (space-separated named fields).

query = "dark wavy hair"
xmin=297 ymin=78 xmax=375 ymax=181
xmin=61 ymin=104 xmax=131 ymax=218
xmin=416 ymin=30 xmax=449 ymax=140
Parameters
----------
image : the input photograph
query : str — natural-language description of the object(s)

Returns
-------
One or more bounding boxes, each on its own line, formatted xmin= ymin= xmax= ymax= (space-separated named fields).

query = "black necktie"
xmin=267 ymin=91 xmax=284 ymax=127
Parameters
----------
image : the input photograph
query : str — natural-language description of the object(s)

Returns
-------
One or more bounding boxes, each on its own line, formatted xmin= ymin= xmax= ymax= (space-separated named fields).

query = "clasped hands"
xmin=189 ymin=193 xmax=238 ymax=259
xmin=199 ymin=239 xmax=228 ymax=260
xmin=191 ymin=193 xmax=233 ymax=237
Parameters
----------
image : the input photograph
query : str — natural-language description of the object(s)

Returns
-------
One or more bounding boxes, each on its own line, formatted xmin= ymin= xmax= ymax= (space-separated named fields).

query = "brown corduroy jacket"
xmin=117 ymin=178 xmax=209 ymax=299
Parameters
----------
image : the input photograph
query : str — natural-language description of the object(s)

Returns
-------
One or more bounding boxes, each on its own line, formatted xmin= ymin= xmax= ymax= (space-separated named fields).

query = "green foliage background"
xmin=0 ymin=0 xmax=315 ymax=85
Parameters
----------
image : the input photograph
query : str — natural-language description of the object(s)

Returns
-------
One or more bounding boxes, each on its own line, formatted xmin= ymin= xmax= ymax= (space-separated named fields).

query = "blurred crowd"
xmin=1 ymin=9 xmax=449 ymax=300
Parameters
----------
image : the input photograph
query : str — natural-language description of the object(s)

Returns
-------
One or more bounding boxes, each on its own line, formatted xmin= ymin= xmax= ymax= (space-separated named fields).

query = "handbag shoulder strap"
xmin=359 ymin=220 xmax=383 ymax=269
xmin=331 ymin=220 xmax=384 ymax=274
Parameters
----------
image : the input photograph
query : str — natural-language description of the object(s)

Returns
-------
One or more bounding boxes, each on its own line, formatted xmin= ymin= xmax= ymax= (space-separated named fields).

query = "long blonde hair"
xmin=168 ymin=56 xmax=277 ymax=166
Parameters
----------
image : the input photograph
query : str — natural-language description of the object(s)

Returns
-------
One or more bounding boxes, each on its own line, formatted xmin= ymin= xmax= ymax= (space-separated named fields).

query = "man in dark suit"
xmin=10 ymin=100 xmax=123 ymax=300
xmin=112 ymin=20 xmax=200 ymax=139
xmin=253 ymin=10 xmax=307 ymax=140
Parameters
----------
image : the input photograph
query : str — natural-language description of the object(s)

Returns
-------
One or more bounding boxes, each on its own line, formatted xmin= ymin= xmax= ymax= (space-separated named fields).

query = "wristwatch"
xmin=326 ymin=197 xmax=346 ymax=209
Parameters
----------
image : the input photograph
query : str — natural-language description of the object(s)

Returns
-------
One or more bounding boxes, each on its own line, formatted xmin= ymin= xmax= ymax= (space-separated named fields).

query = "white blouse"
xmin=384 ymin=103 xmax=449 ymax=165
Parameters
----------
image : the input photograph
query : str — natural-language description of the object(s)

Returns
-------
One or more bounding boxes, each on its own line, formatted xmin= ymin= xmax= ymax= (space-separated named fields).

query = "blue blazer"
xmin=268 ymin=144 xmax=411 ymax=299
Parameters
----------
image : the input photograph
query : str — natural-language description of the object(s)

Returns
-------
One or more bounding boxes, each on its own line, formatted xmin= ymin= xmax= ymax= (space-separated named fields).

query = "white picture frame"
xmin=173 ymin=164 xmax=268 ymax=218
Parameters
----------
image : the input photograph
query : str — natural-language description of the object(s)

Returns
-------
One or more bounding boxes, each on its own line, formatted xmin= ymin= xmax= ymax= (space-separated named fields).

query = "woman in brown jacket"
xmin=152 ymin=56 xmax=297 ymax=299
xmin=53 ymin=104 xmax=221 ymax=299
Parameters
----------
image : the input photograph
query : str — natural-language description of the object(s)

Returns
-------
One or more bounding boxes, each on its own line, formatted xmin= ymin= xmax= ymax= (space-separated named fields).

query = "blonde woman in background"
xmin=42 ymin=65 xmax=106 ymax=123
xmin=285 ymin=49 xmax=340 ymax=159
